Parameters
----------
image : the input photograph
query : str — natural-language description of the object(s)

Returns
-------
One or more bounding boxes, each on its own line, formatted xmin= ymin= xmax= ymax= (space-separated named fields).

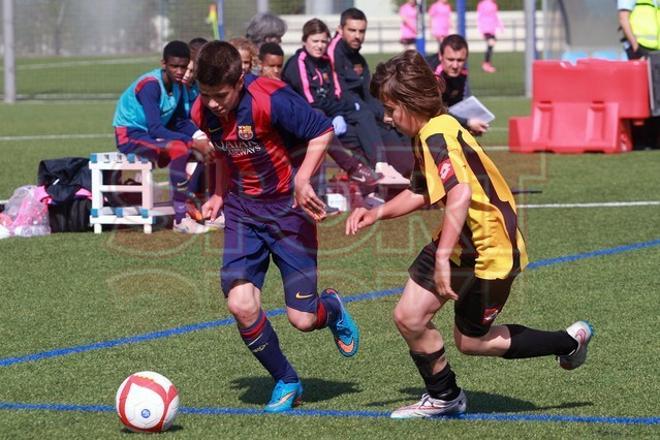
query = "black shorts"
xmin=408 ymin=240 xmax=516 ymax=337
xmin=484 ymin=33 xmax=496 ymax=41
xmin=400 ymin=38 xmax=416 ymax=45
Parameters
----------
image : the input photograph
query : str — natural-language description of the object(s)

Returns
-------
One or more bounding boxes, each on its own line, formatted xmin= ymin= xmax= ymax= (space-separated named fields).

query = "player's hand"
xmin=433 ymin=257 xmax=459 ymax=301
xmin=345 ymin=207 xmax=377 ymax=235
xmin=202 ymin=194 xmax=224 ymax=222
xmin=332 ymin=116 xmax=347 ymax=136
xmin=191 ymin=138 xmax=214 ymax=159
xmin=467 ymin=118 xmax=489 ymax=136
xmin=293 ymin=179 xmax=327 ymax=222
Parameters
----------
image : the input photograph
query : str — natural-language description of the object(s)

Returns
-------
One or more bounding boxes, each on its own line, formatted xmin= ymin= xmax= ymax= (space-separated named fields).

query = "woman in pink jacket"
xmin=477 ymin=0 xmax=504 ymax=73
xmin=428 ymin=0 xmax=452 ymax=48
xmin=399 ymin=0 xmax=418 ymax=49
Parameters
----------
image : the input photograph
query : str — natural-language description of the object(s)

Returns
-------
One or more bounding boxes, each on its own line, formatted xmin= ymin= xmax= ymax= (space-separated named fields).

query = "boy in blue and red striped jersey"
xmin=192 ymin=41 xmax=360 ymax=413
xmin=113 ymin=40 xmax=212 ymax=234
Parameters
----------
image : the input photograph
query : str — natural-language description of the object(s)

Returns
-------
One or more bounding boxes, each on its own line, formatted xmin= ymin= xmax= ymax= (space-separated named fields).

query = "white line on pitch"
xmin=0 ymin=134 xmax=112 ymax=141
xmin=0 ymin=57 xmax=157 ymax=71
xmin=519 ymin=201 xmax=660 ymax=209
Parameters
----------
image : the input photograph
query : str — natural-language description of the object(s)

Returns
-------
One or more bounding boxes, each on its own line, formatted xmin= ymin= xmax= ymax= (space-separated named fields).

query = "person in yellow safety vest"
xmin=619 ymin=0 xmax=659 ymax=59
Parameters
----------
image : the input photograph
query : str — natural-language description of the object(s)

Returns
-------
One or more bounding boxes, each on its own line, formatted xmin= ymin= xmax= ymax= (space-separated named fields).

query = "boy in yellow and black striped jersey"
xmin=345 ymin=50 xmax=593 ymax=419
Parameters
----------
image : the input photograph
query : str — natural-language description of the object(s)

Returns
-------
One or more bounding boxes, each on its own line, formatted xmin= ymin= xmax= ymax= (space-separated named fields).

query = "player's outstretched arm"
xmin=345 ymin=189 xmax=426 ymax=235
xmin=202 ymin=157 xmax=229 ymax=221
xmin=294 ymin=130 xmax=334 ymax=222
xmin=433 ymin=182 xmax=471 ymax=300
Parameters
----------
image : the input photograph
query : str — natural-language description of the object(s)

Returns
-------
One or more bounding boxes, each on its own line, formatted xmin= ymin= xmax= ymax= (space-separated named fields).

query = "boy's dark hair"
xmin=259 ymin=42 xmax=284 ymax=60
xmin=189 ymin=37 xmax=208 ymax=49
xmin=162 ymin=40 xmax=190 ymax=61
xmin=371 ymin=50 xmax=445 ymax=119
xmin=188 ymin=37 xmax=208 ymax=61
xmin=340 ymin=7 xmax=367 ymax=27
xmin=302 ymin=18 xmax=330 ymax=42
xmin=196 ymin=41 xmax=243 ymax=87
xmin=440 ymin=34 xmax=469 ymax=57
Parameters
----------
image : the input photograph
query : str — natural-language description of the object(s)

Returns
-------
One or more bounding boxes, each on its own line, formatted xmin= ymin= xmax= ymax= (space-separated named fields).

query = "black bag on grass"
xmin=37 ymin=157 xmax=92 ymax=233
xmin=48 ymin=198 xmax=91 ymax=232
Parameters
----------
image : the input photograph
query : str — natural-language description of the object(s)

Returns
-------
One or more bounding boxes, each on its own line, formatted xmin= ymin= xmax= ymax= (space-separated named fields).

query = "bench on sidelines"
xmin=89 ymin=152 xmax=173 ymax=234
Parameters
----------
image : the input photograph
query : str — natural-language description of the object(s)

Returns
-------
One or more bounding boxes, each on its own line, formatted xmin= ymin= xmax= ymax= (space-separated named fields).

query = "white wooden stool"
xmin=89 ymin=152 xmax=173 ymax=234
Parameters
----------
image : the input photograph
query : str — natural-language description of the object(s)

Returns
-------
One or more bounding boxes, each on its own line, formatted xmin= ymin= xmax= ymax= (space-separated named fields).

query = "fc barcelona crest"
xmin=238 ymin=125 xmax=254 ymax=140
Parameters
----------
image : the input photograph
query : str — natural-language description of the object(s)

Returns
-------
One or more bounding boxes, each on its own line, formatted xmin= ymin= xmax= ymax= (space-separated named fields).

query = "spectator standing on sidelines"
xmin=617 ymin=0 xmax=660 ymax=150
xmin=346 ymin=50 xmax=592 ymax=418
xmin=112 ymin=40 xmax=211 ymax=234
xmin=399 ymin=0 xmax=418 ymax=50
xmin=425 ymin=34 xmax=489 ymax=136
xmin=428 ymin=0 xmax=452 ymax=48
xmin=477 ymin=0 xmax=504 ymax=73
xmin=618 ymin=0 xmax=659 ymax=59
xmin=193 ymin=41 xmax=360 ymax=412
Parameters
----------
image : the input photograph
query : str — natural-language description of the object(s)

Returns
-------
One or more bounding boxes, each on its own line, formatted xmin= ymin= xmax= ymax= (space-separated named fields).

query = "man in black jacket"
xmin=425 ymin=34 xmax=490 ymax=136
xmin=329 ymin=8 xmax=413 ymax=178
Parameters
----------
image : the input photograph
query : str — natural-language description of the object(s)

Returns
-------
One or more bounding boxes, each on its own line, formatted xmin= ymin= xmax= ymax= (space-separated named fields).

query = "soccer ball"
xmin=115 ymin=371 xmax=180 ymax=433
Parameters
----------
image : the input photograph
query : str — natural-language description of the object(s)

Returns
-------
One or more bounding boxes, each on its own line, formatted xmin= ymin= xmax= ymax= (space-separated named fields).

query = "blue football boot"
xmin=264 ymin=380 xmax=303 ymax=413
xmin=322 ymin=288 xmax=360 ymax=357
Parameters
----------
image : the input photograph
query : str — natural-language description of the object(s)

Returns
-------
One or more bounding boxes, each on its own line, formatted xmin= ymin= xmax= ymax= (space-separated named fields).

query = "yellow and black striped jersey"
xmin=409 ymin=114 xmax=528 ymax=279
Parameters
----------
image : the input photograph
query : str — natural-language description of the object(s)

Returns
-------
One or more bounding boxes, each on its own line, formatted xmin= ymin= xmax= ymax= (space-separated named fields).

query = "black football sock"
xmin=485 ymin=45 xmax=494 ymax=63
xmin=502 ymin=324 xmax=578 ymax=359
xmin=410 ymin=349 xmax=461 ymax=401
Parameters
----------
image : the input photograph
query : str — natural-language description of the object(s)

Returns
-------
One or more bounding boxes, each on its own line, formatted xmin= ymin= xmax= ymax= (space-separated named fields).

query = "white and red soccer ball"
xmin=115 ymin=371 xmax=179 ymax=433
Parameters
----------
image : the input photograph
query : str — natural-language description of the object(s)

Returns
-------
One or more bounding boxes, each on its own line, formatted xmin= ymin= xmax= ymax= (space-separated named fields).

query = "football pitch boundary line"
xmin=1 ymin=238 xmax=659 ymax=370
xmin=1 ymin=238 xmax=659 ymax=427
xmin=0 ymin=401 xmax=658 ymax=426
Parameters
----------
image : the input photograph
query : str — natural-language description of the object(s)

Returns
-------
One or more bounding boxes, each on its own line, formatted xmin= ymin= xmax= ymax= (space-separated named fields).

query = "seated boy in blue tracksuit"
xmin=112 ymin=40 xmax=212 ymax=233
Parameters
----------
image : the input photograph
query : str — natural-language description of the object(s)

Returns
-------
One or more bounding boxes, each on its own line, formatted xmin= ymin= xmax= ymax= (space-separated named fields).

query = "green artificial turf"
xmin=0 ymin=54 xmax=659 ymax=439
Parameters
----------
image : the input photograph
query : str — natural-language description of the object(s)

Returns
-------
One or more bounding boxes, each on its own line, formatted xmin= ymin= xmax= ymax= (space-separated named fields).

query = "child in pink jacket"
xmin=428 ymin=0 xmax=452 ymax=48
xmin=399 ymin=0 xmax=418 ymax=49
xmin=477 ymin=0 xmax=504 ymax=73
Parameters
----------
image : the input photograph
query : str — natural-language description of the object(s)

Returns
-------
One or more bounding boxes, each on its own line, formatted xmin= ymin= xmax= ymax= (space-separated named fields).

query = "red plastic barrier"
xmin=509 ymin=59 xmax=649 ymax=154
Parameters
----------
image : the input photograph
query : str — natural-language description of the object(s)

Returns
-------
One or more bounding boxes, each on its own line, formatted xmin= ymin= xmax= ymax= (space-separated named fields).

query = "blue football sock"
xmin=239 ymin=311 xmax=298 ymax=383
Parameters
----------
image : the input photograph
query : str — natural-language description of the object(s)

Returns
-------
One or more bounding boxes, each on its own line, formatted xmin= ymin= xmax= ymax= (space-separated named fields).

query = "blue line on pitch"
xmin=0 ymin=401 xmax=658 ymax=426
xmin=0 ymin=289 xmax=402 ymax=368
xmin=527 ymin=238 xmax=660 ymax=270
xmin=1 ymin=238 xmax=659 ymax=369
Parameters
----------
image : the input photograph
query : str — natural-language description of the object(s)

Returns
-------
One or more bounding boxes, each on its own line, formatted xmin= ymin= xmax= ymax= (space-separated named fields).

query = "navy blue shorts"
xmin=220 ymin=193 xmax=319 ymax=313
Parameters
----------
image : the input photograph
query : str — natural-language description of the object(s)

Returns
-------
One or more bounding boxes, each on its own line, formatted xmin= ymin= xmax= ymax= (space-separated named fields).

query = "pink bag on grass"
xmin=0 ymin=185 xmax=50 ymax=238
